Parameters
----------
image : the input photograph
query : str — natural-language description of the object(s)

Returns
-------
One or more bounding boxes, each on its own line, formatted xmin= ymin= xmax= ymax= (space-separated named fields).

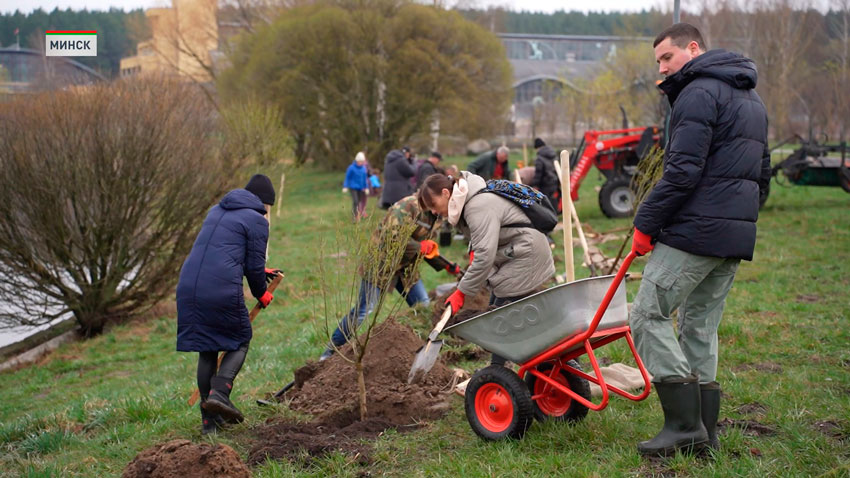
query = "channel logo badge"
xmin=45 ymin=30 xmax=97 ymax=57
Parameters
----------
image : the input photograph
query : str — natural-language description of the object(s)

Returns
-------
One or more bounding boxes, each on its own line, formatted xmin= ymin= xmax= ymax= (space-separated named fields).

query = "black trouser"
xmin=489 ymin=292 xmax=533 ymax=366
xmin=197 ymin=342 xmax=249 ymax=401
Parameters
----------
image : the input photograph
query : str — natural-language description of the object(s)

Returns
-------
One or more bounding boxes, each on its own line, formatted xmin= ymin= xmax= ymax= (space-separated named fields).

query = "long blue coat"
xmin=176 ymin=189 xmax=269 ymax=352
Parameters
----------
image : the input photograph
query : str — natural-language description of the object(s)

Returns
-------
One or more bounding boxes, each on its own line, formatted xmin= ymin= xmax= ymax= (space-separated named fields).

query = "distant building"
xmin=499 ymin=33 xmax=650 ymax=142
xmin=120 ymin=0 xmax=218 ymax=83
xmin=0 ymin=48 xmax=105 ymax=96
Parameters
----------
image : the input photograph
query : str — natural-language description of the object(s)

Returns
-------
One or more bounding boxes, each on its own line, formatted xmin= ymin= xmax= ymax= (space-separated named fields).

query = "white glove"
xmin=342 ymin=187 xmax=349 ymax=193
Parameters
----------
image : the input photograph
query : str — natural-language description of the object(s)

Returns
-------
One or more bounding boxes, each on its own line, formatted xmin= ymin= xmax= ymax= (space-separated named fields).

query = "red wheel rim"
xmin=475 ymin=383 xmax=514 ymax=432
xmin=534 ymin=372 xmax=572 ymax=417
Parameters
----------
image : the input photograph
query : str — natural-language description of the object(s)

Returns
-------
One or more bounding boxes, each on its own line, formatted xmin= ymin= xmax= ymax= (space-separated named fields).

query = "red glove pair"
xmin=631 ymin=228 xmax=655 ymax=256
xmin=445 ymin=263 xmax=461 ymax=276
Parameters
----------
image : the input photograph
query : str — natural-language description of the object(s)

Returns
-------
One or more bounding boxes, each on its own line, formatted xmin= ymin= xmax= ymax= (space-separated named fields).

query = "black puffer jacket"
xmin=531 ymin=145 xmax=559 ymax=198
xmin=380 ymin=149 xmax=415 ymax=208
xmin=634 ymin=50 xmax=770 ymax=261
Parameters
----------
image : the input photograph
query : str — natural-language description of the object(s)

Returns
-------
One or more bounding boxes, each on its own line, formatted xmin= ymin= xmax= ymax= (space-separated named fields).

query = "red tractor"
xmin=569 ymin=126 xmax=660 ymax=218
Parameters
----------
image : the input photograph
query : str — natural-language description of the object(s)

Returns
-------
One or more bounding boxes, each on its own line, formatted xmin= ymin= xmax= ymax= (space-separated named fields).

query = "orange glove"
xmin=445 ymin=289 xmax=465 ymax=314
xmin=420 ymin=239 xmax=439 ymax=259
xmin=631 ymin=228 xmax=655 ymax=256
xmin=259 ymin=291 xmax=273 ymax=308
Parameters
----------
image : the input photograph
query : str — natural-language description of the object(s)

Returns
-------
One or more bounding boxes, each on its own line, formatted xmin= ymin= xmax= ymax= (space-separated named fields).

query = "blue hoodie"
xmin=344 ymin=161 xmax=368 ymax=190
xmin=176 ymin=188 xmax=269 ymax=352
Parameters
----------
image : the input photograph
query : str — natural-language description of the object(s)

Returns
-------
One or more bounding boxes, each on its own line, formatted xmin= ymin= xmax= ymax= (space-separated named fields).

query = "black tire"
xmin=524 ymin=360 xmax=590 ymax=423
xmin=839 ymin=166 xmax=850 ymax=193
xmin=464 ymin=365 xmax=534 ymax=441
xmin=599 ymin=175 xmax=635 ymax=218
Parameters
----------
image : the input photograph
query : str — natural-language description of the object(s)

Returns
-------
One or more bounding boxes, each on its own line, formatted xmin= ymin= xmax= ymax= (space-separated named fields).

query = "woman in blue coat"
xmin=176 ymin=174 xmax=276 ymax=434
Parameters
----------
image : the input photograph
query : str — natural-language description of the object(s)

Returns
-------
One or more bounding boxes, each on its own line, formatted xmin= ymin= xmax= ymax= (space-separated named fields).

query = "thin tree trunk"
xmin=356 ymin=359 xmax=367 ymax=421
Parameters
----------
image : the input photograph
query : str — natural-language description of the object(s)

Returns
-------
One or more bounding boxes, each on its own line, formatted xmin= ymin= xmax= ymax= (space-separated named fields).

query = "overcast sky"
xmin=3 ymin=0 xmax=670 ymax=15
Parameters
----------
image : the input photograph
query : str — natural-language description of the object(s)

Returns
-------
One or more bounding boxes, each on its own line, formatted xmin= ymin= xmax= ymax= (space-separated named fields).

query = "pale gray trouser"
xmin=629 ymin=242 xmax=740 ymax=384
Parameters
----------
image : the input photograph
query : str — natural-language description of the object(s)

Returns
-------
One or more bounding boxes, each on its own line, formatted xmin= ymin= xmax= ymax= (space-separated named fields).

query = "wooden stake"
xmin=522 ymin=143 xmax=528 ymax=166
xmin=554 ymin=157 xmax=595 ymax=277
xmin=514 ymin=168 xmax=523 ymax=184
xmin=558 ymin=151 xmax=575 ymax=283
xmin=276 ymin=172 xmax=285 ymax=218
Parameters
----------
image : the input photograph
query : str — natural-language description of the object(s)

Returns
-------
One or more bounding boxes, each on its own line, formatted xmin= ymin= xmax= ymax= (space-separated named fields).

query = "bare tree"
xmin=0 ymin=77 xmax=237 ymax=336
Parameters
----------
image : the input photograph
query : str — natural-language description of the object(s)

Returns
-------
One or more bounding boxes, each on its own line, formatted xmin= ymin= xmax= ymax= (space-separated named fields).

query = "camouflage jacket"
xmin=360 ymin=195 xmax=439 ymax=289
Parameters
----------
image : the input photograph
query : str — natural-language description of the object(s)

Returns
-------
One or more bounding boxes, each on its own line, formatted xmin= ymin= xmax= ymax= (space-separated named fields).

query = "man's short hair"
xmin=653 ymin=23 xmax=706 ymax=51
xmin=430 ymin=151 xmax=442 ymax=160
xmin=496 ymin=146 xmax=509 ymax=156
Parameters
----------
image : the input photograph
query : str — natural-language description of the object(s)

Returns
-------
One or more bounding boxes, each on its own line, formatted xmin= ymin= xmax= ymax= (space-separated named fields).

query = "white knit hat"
xmin=355 ymin=151 xmax=366 ymax=163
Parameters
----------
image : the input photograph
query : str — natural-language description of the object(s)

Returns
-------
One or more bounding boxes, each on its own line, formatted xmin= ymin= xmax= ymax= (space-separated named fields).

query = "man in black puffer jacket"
xmin=628 ymin=23 xmax=770 ymax=457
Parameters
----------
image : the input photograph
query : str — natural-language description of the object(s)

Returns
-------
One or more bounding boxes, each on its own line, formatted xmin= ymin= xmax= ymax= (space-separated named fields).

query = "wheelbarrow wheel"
xmin=465 ymin=365 xmax=534 ymax=441
xmin=525 ymin=360 xmax=590 ymax=423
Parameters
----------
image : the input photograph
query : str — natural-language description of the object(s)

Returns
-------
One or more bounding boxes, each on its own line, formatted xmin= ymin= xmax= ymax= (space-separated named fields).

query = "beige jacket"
xmin=455 ymin=172 xmax=555 ymax=298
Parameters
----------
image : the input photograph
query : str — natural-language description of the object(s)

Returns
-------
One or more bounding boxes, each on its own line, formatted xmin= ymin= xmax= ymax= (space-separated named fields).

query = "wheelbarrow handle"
xmin=582 ymin=251 xmax=637 ymax=340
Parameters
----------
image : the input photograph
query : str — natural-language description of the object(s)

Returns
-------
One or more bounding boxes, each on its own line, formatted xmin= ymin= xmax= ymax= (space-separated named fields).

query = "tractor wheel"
xmin=465 ymin=365 xmax=534 ymax=441
xmin=524 ymin=360 xmax=590 ymax=423
xmin=599 ymin=175 xmax=635 ymax=218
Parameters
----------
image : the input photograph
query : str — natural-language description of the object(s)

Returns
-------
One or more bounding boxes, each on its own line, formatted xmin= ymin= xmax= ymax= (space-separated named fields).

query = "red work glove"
xmin=420 ymin=239 xmax=439 ymax=259
xmin=468 ymin=250 xmax=475 ymax=264
xmin=264 ymin=268 xmax=282 ymax=283
xmin=259 ymin=291 xmax=273 ymax=308
xmin=445 ymin=262 xmax=461 ymax=276
xmin=631 ymin=227 xmax=655 ymax=256
xmin=444 ymin=289 xmax=465 ymax=314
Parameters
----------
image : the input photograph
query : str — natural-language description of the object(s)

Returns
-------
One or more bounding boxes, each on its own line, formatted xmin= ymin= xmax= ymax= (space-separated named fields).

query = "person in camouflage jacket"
xmin=320 ymin=195 xmax=461 ymax=360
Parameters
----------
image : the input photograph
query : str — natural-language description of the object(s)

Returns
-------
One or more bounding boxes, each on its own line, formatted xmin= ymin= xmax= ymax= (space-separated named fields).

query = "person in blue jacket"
xmin=343 ymin=152 xmax=370 ymax=222
xmin=176 ymin=174 xmax=278 ymax=434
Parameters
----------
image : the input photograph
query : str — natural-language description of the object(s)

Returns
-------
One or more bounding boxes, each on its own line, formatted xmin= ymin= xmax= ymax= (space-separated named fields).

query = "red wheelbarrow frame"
xmin=517 ymin=251 xmax=651 ymax=412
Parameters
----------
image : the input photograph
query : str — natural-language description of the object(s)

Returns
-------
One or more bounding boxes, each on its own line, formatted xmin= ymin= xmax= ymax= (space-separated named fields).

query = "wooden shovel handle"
xmin=428 ymin=307 xmax=453 ymax=342
xmin=187 ymin=272 xmax=284 ymax=406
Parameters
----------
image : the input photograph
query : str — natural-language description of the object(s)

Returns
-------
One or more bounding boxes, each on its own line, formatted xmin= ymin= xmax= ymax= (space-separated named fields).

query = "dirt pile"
xmin=122 ymin=439 xmax=249 ymax=478
xmin=432 ymin=287 xmax=492 ymax=326
xmin=285 ymin=317 xmax=455 ymax=426
xmin=247 ymin=318 xmax=456 ymax=466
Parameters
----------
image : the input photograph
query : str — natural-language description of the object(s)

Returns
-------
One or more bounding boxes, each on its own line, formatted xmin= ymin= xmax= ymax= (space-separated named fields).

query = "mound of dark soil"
xmin=432 ymin=287 xmax=492 ymax=326
xmin=285 ymin=318 xmax=455 ymax=427
xmin=248 ymin=318 xmax=456 ymax=466
xmin=122 ymin=439 xmax=249 ymax=478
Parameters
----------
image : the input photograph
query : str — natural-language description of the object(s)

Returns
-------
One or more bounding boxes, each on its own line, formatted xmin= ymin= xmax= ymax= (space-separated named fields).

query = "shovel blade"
xmin=407 ymin=339 xmax=443 ymax=384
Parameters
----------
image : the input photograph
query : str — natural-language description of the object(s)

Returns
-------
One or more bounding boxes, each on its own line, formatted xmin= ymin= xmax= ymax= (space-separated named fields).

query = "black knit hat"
xmin=245 ymin=174 xmax=275 ymax=205
xmin=534 ymin=137 xmax=546 ymax=149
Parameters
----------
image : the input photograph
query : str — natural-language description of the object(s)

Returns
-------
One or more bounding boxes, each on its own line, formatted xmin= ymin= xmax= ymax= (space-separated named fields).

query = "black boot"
xmin=203 ymin=377 xmax=244 ymax=424
xmin=638 ymin=377 xmax=708 ymax=457
xmin=200 ymin=404 xmax=220 ymax=435
xmin=700 ymin=382 xmax=721 ymax=450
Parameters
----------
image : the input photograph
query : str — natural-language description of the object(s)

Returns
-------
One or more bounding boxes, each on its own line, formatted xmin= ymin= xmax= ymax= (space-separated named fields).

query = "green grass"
xmin=1 ymin=156 xmax=849 ymax=477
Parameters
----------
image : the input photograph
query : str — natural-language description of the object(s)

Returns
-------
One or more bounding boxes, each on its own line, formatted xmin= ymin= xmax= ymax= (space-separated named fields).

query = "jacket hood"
xmin=660 ymin=49 xmax=758 ymax=104
xmin=537 ymin=145 xmax=557 ymax=160
xmin=220 ymin=188 xmax=268 ymax=214
xmin=461 ymin=171 xmax=487 ymax=198
xmin=385 ymin=149 xmax=407 ymax=165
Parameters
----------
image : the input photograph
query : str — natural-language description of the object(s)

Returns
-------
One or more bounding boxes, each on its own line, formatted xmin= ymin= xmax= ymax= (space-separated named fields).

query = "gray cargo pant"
xmin=629 ymin=242 xmax=740 ymax=384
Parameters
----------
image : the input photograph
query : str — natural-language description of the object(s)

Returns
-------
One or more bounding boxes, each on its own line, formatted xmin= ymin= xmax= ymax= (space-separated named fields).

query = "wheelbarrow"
xmin=444 ymin=251 xmax=651 ymax=440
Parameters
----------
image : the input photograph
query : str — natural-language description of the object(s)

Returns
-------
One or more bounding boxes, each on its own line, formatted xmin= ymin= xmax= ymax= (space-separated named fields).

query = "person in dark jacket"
xmin=176 ymin=174 xmax=277 ymax=434
xmin=380 ymin=147 xmax=415 ymax=209
xmin=529 ymin=138 xmax=560 ymax=210
xmin=415 ymin=151 xmax=442 ymax=189
xmin=468 ymin=146 xmax=511 ymax=180
xmin=629 ymin=23 xmax=770 ymax=457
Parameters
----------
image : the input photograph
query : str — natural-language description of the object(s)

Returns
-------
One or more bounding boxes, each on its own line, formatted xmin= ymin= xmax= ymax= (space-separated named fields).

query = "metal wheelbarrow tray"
xmin=445 ymin=252 xmax=651 ymax=441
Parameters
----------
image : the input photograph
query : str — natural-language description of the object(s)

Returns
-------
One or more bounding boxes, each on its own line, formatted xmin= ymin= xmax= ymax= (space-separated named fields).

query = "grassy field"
xmin=1 ymin=154 xmax=848 ymax=477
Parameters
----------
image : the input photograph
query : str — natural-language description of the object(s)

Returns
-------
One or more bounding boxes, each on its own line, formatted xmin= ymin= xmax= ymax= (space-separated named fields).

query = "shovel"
xmin=408 ymin=306 xmax=453 ymax=384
